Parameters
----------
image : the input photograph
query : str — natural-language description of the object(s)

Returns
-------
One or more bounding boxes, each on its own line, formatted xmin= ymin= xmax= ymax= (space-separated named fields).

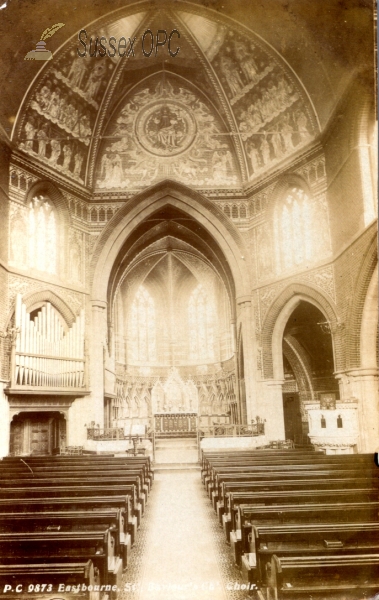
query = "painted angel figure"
xmin=84 ymin=62 xmax=107 ymax=100
xmin=49 ymin=138 xmax=61 ymax=164
xmin=62 ymin=143 xmax=72 ymax=170
xmin=260 ymin=136 xmax=271 ymax=165
xmin=247 ymin=141 xmax=261 ymax=174
xmin=24 ymin=118 xmax=37 ymax=151
xmin=73 ymin=150 xmax=84 ymax=177
xmin=234 ymin=40 xmax=259 ymax=83
xmin=220 ymin=55 xmax=244 ymax=96
xmin=36 ymin=123 xmax=49 ymax=157
xmin=35 ymin=81 xmax=52 ymax=112
xmin=67 ymin=56 xmax=88 ymax=89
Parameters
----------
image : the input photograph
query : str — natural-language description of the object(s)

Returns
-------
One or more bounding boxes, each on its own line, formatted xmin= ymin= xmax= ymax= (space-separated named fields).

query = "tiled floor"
xmin=120 ymin=471 xmax=256 ymax=600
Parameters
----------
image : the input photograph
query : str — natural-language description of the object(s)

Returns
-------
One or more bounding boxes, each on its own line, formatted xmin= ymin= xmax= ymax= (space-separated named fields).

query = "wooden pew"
xmin=220 ymin=475 xmax=379 ymax=517
xmin=205 ymin=454 xmax=375 ymax=492
xmin=0 ymin=508 xmax=132 ymax=569
xmin=240 ymin=521 xmax=379 ymax=586
xmin=0 ymin=560 xmax=105 ymax=600
xmin=0 ymin=459 xmax=153 ymax=492
xmin=200 ymin=449 xmax=320 ymax=474
xmin=223 ymin=488 xmax=379 ymax=542
xmin=266 ymin=553 xmax=379 ymax=600
xmin=211 ymin=466 xmax=378 ymax=509
xmin=0 ymin=485 xmax=140 ymax=542
xmin=0 ymin=476 xmax=145 ymax=520
xmin=0 ymin=495 xmax=135 ymax=546
xmin=201 ymin=450 xmax=372 ymax=480
xmin=231 ymin=501 xmax=379 ymax=567
xmin=0 ymin=529 xmax=122 ymax=594
xmin=0 ymin=470 xmax=148 ymax=512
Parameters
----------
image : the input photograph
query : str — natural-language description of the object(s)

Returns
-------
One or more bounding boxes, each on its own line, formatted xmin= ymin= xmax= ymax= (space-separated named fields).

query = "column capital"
xmin=262 ymin=378 xmax=285 ymax=387
xmin=236 ymin=295 xmax=252 ymax=307
xmin=335 ymin=368 xmax=378 ymax=378
xmin=91 ymin=300 xmax=107 ymax=311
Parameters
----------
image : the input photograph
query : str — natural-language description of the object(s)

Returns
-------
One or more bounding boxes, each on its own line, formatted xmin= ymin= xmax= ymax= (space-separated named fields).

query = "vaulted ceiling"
xmin=0 ymin=0 xmax=374 ymax=194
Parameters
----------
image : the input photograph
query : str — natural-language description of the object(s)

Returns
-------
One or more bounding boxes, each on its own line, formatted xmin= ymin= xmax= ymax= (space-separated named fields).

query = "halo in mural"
xmin=135 ymin=100 xmax=197 ymax=157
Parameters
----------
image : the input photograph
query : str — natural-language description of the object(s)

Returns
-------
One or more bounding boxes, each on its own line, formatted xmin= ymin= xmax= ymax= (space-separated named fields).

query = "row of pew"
xmin=201 ymin=448 xmax=379 ymax=599
xmin=0 ymin=454 xmax=154 ymax=599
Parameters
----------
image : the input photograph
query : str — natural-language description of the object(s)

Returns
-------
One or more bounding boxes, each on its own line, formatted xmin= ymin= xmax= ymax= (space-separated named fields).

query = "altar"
xmin=154 ymin=413 xmax=197 ymax=435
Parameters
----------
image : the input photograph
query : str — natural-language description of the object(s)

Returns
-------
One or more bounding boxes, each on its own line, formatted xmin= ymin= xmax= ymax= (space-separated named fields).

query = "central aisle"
xmin=121 ymin=470 xmax=250 ymax=600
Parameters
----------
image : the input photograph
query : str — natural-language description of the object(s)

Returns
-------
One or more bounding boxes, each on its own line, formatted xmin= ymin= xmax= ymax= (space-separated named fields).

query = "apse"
xmin=114 ymin=239 xmax=233 ymax=369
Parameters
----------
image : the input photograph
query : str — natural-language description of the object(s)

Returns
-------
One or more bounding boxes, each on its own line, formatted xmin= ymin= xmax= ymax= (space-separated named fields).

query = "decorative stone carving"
xmin=151 ymin=368 xmax=199 ymax=414
xmin=256 ymin=222 xmax=275 ymax=280
xmin=258 ymin=263 xmax=336 ymax=323
xmin=68 ymin=229 xmax=83 ymax=284
xmin=8 ymin=275 xmax=84 ymax=316
xmin=9 ymin=203 xmax=28 ymax=268
xmin=298 ymin=265 xmax=336 ymax=303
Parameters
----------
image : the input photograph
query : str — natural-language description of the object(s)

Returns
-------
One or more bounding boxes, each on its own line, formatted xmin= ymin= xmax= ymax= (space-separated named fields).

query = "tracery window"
xmin=274 ymin=186 xmax=312 ymax=272
xmin=28 ymin=195 xmax=57 ymax=274
xmin=128 ymin=286 xmax=156 ymax=363
xmin=188 ymin=284 xmax=215 ymax=362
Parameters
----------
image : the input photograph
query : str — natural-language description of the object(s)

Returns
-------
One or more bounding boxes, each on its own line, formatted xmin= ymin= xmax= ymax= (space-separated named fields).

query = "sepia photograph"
xmin=0 ymin=0 xmax=377 ymax=598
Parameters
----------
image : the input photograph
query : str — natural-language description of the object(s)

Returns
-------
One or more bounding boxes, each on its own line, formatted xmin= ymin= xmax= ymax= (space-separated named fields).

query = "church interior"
xmin=0 ymin=1 xmax=377 ymax=598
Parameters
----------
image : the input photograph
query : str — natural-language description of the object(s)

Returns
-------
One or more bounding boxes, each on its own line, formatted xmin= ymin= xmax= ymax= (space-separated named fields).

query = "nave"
xmin=121 ymin=470 xmax=246 ymax=600
xmin=0 ymin=445 xmax=378 ymax=600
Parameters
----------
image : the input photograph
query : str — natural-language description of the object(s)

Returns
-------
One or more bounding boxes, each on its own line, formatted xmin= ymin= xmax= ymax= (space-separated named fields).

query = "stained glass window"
xmin=128 ymin=286 xmax=156 ymax=363
xmin=275 ymin=186 xmax=312 ymax=272
xmin=28 ymin=195 xmax=57 ymax=274
xmin=188 ymin=284 xmax=215 ymax=362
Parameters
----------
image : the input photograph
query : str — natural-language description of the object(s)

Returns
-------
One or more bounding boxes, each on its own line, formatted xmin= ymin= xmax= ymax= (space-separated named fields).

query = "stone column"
xmin=237 ymin=296 xmax=258 ymax=423
xmin=0 ymin=384 xmax=9 ymax=457
xmin=88 ymin=300 xmax=107 ymax=428
xmin=259 ymin=379 xmax=286 ymax=441
xmin=66 ymin=397 xmax=88 ymax=446
xmin=347 ymin=368 xmax=379 ymax=452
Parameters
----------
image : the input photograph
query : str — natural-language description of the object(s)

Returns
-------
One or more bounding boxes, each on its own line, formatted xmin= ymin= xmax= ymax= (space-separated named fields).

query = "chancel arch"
xmin=89 ymin=181 xmax=249 ymax=433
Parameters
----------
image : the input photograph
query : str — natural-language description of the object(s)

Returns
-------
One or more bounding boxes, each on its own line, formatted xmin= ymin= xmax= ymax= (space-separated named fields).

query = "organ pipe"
xmin=13 ymin=294 xmax=85 ymax=388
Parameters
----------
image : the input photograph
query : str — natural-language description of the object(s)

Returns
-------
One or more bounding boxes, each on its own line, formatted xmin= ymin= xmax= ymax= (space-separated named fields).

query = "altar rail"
xmin=198 ymin=421 xmax=265 ymax=438
xmin=87 ymin=428 xmax=127 ymax=440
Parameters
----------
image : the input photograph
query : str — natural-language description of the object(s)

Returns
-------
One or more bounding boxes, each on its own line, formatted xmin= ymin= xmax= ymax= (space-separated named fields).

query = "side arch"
xmin=261 ymin=283 xmax=339 ymax=380
xmin=24 ymin=179 xmax=71 ymax=278
xmin=25 ymin=179 xmax=71 ymax=226
xmin=21 ymin=289 xmax=78 ymax=326
xmin=346 ymin=232 xmax=378 ymax=370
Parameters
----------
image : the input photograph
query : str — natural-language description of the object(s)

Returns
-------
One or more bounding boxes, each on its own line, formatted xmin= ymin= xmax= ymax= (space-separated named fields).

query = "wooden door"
xmin=9 ymin=421 xmax=24 ymax=456
xmin=29 ymin=420 xmax=50 ymax=455
xmin=282 ymin=393 xmax=303 ymax=444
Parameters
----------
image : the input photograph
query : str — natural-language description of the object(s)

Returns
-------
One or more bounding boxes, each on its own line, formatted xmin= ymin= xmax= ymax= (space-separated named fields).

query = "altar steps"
xmin=154 ymin=437 xmax=199 ymax=471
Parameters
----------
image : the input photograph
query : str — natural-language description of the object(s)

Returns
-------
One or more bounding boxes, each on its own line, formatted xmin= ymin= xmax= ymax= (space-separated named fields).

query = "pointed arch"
xmin=90 ymin=180 xmax=250 ymax=310
xmin=16 ymin=289 xmax=77 ymax=327
xmin=261 ymin=283 xmax=339 ymax=380
xmin=346 ymin=231 xmax=377 ymax=369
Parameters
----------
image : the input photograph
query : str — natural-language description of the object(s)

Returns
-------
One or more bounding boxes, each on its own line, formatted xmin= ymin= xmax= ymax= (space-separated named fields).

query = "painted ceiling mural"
xmin=96 ymin=78 xmax=240 ymax=190
xmin=179 ymin=11 xmax=317 ymax=181
xmin=13 ymin=6 xmax=319 ymax=191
